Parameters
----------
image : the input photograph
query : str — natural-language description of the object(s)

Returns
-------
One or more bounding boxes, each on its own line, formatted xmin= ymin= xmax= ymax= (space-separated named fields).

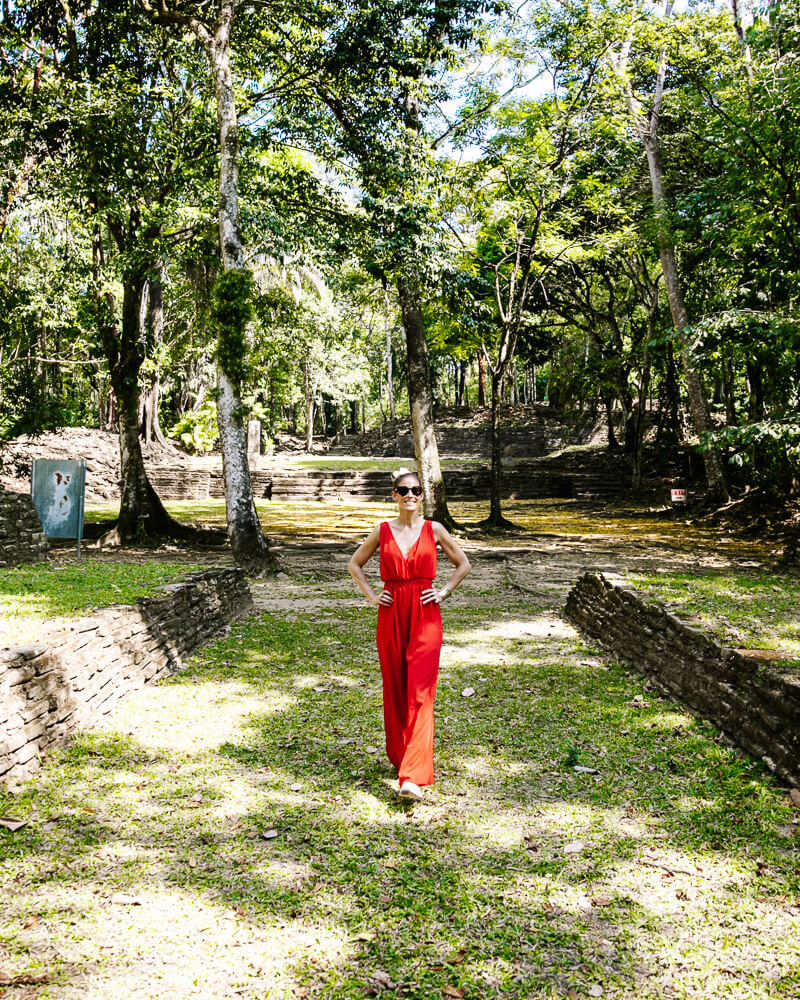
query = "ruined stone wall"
xmin=564 ymin=572 xmax=800 ymax=788
xmin=1 ymin=568 xmax=252 ymax=784
xmin=0 ymin=487 xmax=48 ymax=567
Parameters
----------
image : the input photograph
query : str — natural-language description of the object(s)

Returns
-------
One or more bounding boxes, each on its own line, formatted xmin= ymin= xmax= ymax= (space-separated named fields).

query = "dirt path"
xmin=1 ymin=507 xmax=796 ymax=1000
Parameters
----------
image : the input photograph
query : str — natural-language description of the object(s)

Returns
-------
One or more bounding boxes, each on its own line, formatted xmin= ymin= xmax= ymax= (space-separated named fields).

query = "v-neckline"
xmin=388 ymin=520 xmax=425 ymax=562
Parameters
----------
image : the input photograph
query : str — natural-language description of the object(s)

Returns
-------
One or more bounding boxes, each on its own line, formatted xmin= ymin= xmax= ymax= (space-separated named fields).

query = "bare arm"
xmin=348 ymin=525 xmax=392 ymax=607
xmin=421 ymin=523 xmax=471 ymax=604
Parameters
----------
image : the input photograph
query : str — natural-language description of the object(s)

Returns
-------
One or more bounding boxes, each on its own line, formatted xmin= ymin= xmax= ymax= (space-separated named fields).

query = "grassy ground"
xmin=0 ymin=558 xmax=204 ymax=645
xmin=1 ymin=500 xmax=798 ymax=999
xmin=628 ymin=570 xmax=800 ymax=667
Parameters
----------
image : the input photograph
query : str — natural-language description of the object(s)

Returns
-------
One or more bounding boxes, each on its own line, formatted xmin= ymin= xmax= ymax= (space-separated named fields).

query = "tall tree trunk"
xmin=385 ymin=292 xmax=396 ymax=420
xmin=477 ymin=350 xmax=487 ymax=407
xmin=303 ymin=360 xmax=315 ymax=451
xmin=90 ymin=204 xmax=186 ymax=545
xmin=723 ymin=354 xmax=737 ymax=426
xmin=106 ymin=270 xmax=186 ymax=544
xmin=487 ymin=373 xmax=506 ymax=528
xmin=604 ymin=394 xmax=619 ymax=449
xmin=397 ymin=279 xmax=454 ymax=527
xmin=484 ymin=372 xmax=515 ymax=531
xmin=632 ymin=334 xmax=651 ymax=491
xmin=138 ymin=272 xmax=168 ymax=446
xmin=612 ymin=3 xmax=729 ymax=500
xmin=195 ymin=8 xmax=274 ymax=570
xmin=746 ymin=361 xmax=765 ymax=419
xmin=458 ymin=359 xmax=467 ymax=407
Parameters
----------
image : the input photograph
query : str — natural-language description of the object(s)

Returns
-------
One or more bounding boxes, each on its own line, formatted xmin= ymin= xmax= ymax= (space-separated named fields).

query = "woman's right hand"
xmin=372 ymin=590 xmax=393 ymax=607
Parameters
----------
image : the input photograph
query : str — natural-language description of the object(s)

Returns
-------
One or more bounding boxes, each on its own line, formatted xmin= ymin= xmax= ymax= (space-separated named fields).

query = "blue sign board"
xmin=31 ymin=459 xmax=86 ymax=557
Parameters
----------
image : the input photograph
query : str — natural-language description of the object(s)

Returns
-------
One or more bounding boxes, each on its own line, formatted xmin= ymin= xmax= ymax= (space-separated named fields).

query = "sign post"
xmin=31 ymin=459 xmax=86 ymax=558
xmin=670 ymin=488 xmax=687 ymax=504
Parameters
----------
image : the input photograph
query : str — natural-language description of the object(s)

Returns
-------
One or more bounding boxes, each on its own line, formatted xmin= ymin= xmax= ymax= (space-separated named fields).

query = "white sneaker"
xmin=398 ymin=780 xmax=423 ymax=801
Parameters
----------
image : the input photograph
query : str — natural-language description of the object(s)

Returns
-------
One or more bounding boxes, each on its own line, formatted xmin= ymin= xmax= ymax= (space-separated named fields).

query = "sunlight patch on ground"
xmin=453 ymin=615 xmax=577 ymax=644
xmin=96 ymin=682 xmax=295 ymax=753
xmin=0 ymin=881 xmax=351 ymax=1000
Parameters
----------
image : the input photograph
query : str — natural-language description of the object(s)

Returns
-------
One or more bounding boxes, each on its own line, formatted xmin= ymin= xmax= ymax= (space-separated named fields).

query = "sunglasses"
xmin=395 ymin=485 xmax=423 ymax=497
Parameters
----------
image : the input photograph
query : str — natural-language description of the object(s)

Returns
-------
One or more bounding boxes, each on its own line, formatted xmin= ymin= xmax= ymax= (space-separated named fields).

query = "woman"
xmin=348 ymin=469 xmax=471 ymax=801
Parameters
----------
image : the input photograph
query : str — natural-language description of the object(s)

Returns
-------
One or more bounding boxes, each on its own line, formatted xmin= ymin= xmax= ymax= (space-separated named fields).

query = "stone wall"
xmin=564 ymin=572 xmax=800 ymax=788
xmin=0 ymin=487 xmax=48 ymax=567
xmin=1 ymin=568 xmax=253 ymax=784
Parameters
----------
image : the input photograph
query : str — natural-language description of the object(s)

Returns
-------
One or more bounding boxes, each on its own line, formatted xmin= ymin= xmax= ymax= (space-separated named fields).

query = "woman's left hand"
xmin=421 ymin=587 xmax=443 ymax=605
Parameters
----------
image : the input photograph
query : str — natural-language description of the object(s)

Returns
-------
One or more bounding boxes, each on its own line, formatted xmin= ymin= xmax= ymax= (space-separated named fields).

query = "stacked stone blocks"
xmin=0 ymin=487 xmax=48 ymax=566
xmin=1 ymin=568 xmax=253 ymax=783
xmin=565 ymin=572 xmax=800 ymax=788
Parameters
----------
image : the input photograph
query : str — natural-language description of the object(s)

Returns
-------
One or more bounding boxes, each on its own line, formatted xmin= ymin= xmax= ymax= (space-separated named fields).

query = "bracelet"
xmin=440 ymin=586 xmax=452 ymax=600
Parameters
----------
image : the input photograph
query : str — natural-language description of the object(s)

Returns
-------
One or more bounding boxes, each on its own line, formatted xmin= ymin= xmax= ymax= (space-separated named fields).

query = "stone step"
xmin=147 ymin=465 xmax=626 ymax=503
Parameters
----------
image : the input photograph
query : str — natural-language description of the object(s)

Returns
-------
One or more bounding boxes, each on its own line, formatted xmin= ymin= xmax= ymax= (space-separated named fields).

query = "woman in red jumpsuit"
xmin=348 ymin=469 xmax=471 ymax=801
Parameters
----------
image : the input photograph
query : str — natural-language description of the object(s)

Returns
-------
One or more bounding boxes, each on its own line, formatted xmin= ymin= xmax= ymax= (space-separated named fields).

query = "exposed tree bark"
xmin=730 ymin=0 xmax=754 ymax=80
xmin=396 ymin=279 xmax=454 ymax=527
xmin=458 ymin=359 xmax=467 ymax=407
xmin=477 ymin=351 xmax=487 ymax=407
xmin=487 ymin=372 xmax=514 ymax=530
xmin=632 ymin=334 xmax=651 ymax=491
xmin=303 ymin=359 xmax=315 ymax=451
xmin=385 ymin=291 xmax=396 ymax=420
xmin=604 ymin=394 xmax=619 ymax=449
xmin=746 ymin=361 xmax=765 ymax=419
xmin=138 ymin=272 xmax=168 ymax=446
xmin=723 ymin=354 xmax=737 ymax=426
xmin=610 ymin=2 xmax=729 ymax=501
xmin=90 ymin=207 xmax=188 ymax=545
xmin=143 ymin=0 xmax=274 ymax=571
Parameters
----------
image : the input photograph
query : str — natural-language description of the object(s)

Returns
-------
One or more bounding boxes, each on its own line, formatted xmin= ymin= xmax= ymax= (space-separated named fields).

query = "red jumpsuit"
xmin=377 ymin=519 xmax=443 ymax=786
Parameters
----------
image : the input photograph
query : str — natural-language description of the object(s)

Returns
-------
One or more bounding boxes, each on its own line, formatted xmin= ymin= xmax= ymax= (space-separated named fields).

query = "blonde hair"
xmin=390 ymin=467 xmax=420 ymax=488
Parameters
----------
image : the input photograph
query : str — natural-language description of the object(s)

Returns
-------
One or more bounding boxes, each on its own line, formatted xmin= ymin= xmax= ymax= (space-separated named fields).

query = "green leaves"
xmin=210 ymin=269 xmax=255 ymax=386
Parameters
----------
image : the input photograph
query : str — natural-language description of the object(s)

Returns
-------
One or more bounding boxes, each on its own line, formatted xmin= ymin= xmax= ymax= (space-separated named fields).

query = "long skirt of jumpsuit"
xmin=376 ymin=519 xmax=443 ymax=787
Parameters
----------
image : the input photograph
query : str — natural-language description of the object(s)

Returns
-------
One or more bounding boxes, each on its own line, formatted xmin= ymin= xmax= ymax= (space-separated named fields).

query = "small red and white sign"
xmin=670 ymin=488 xmax=687 ymax=503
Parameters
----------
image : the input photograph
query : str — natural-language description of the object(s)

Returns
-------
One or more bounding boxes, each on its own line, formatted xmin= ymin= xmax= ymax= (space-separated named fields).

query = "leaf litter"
xmin=1 ymin=499 xmax=799 ymax=999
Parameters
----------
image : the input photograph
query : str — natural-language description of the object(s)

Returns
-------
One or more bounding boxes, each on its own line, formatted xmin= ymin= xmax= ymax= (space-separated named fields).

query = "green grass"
xmin=1 ymin=576 xmax=798 ymax=999
xmin=628 ymin=570 xmax=800 ymax=665
xmin=0 ymin=559 xmax=204 ymax=641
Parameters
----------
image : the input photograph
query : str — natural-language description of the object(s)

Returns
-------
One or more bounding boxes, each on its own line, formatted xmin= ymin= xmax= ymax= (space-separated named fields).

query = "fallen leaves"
xmin=22 ymin=916 xmax=39 ymax=930
xmin=461 ymin=687 xmax=475 ymax=698
xmin=442 ymin=987 xmax=465 ymax=999
xmin=0 ymin=972 xmax=51 ymax=988
xmin=789 ymin=788 xmax=800 ymax=809
xmin=0 ymin=817 xmax=27 ymax=832
xmin=365 ymin=970 xmax=396 ymax=994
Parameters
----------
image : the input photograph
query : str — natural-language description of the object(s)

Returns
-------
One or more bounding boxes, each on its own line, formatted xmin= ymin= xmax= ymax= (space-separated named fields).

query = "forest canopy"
xmin=1 ymin=0 xmax=798 ymax=500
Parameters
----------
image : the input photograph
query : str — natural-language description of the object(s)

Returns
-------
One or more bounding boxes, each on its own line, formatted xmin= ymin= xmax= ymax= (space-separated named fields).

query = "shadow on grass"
xmin=1 ymin=606 xmax=797 ymax=999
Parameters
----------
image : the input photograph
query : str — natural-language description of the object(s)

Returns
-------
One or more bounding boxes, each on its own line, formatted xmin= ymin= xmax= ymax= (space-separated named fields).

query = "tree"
xmin=142 ymin=0 xmax=275 ymax=569
xmin=4 ymin=1 xmax=219 ymax=542
xmin=606 ymin=0 xmax=729 ymax=500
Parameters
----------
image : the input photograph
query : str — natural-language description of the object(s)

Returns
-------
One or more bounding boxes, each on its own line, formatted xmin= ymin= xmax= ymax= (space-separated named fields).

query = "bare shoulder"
xmin=431 ymin=521 xmax=454 ymax=543
xmin=356 ymin=522 xmax=382 ymax=549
